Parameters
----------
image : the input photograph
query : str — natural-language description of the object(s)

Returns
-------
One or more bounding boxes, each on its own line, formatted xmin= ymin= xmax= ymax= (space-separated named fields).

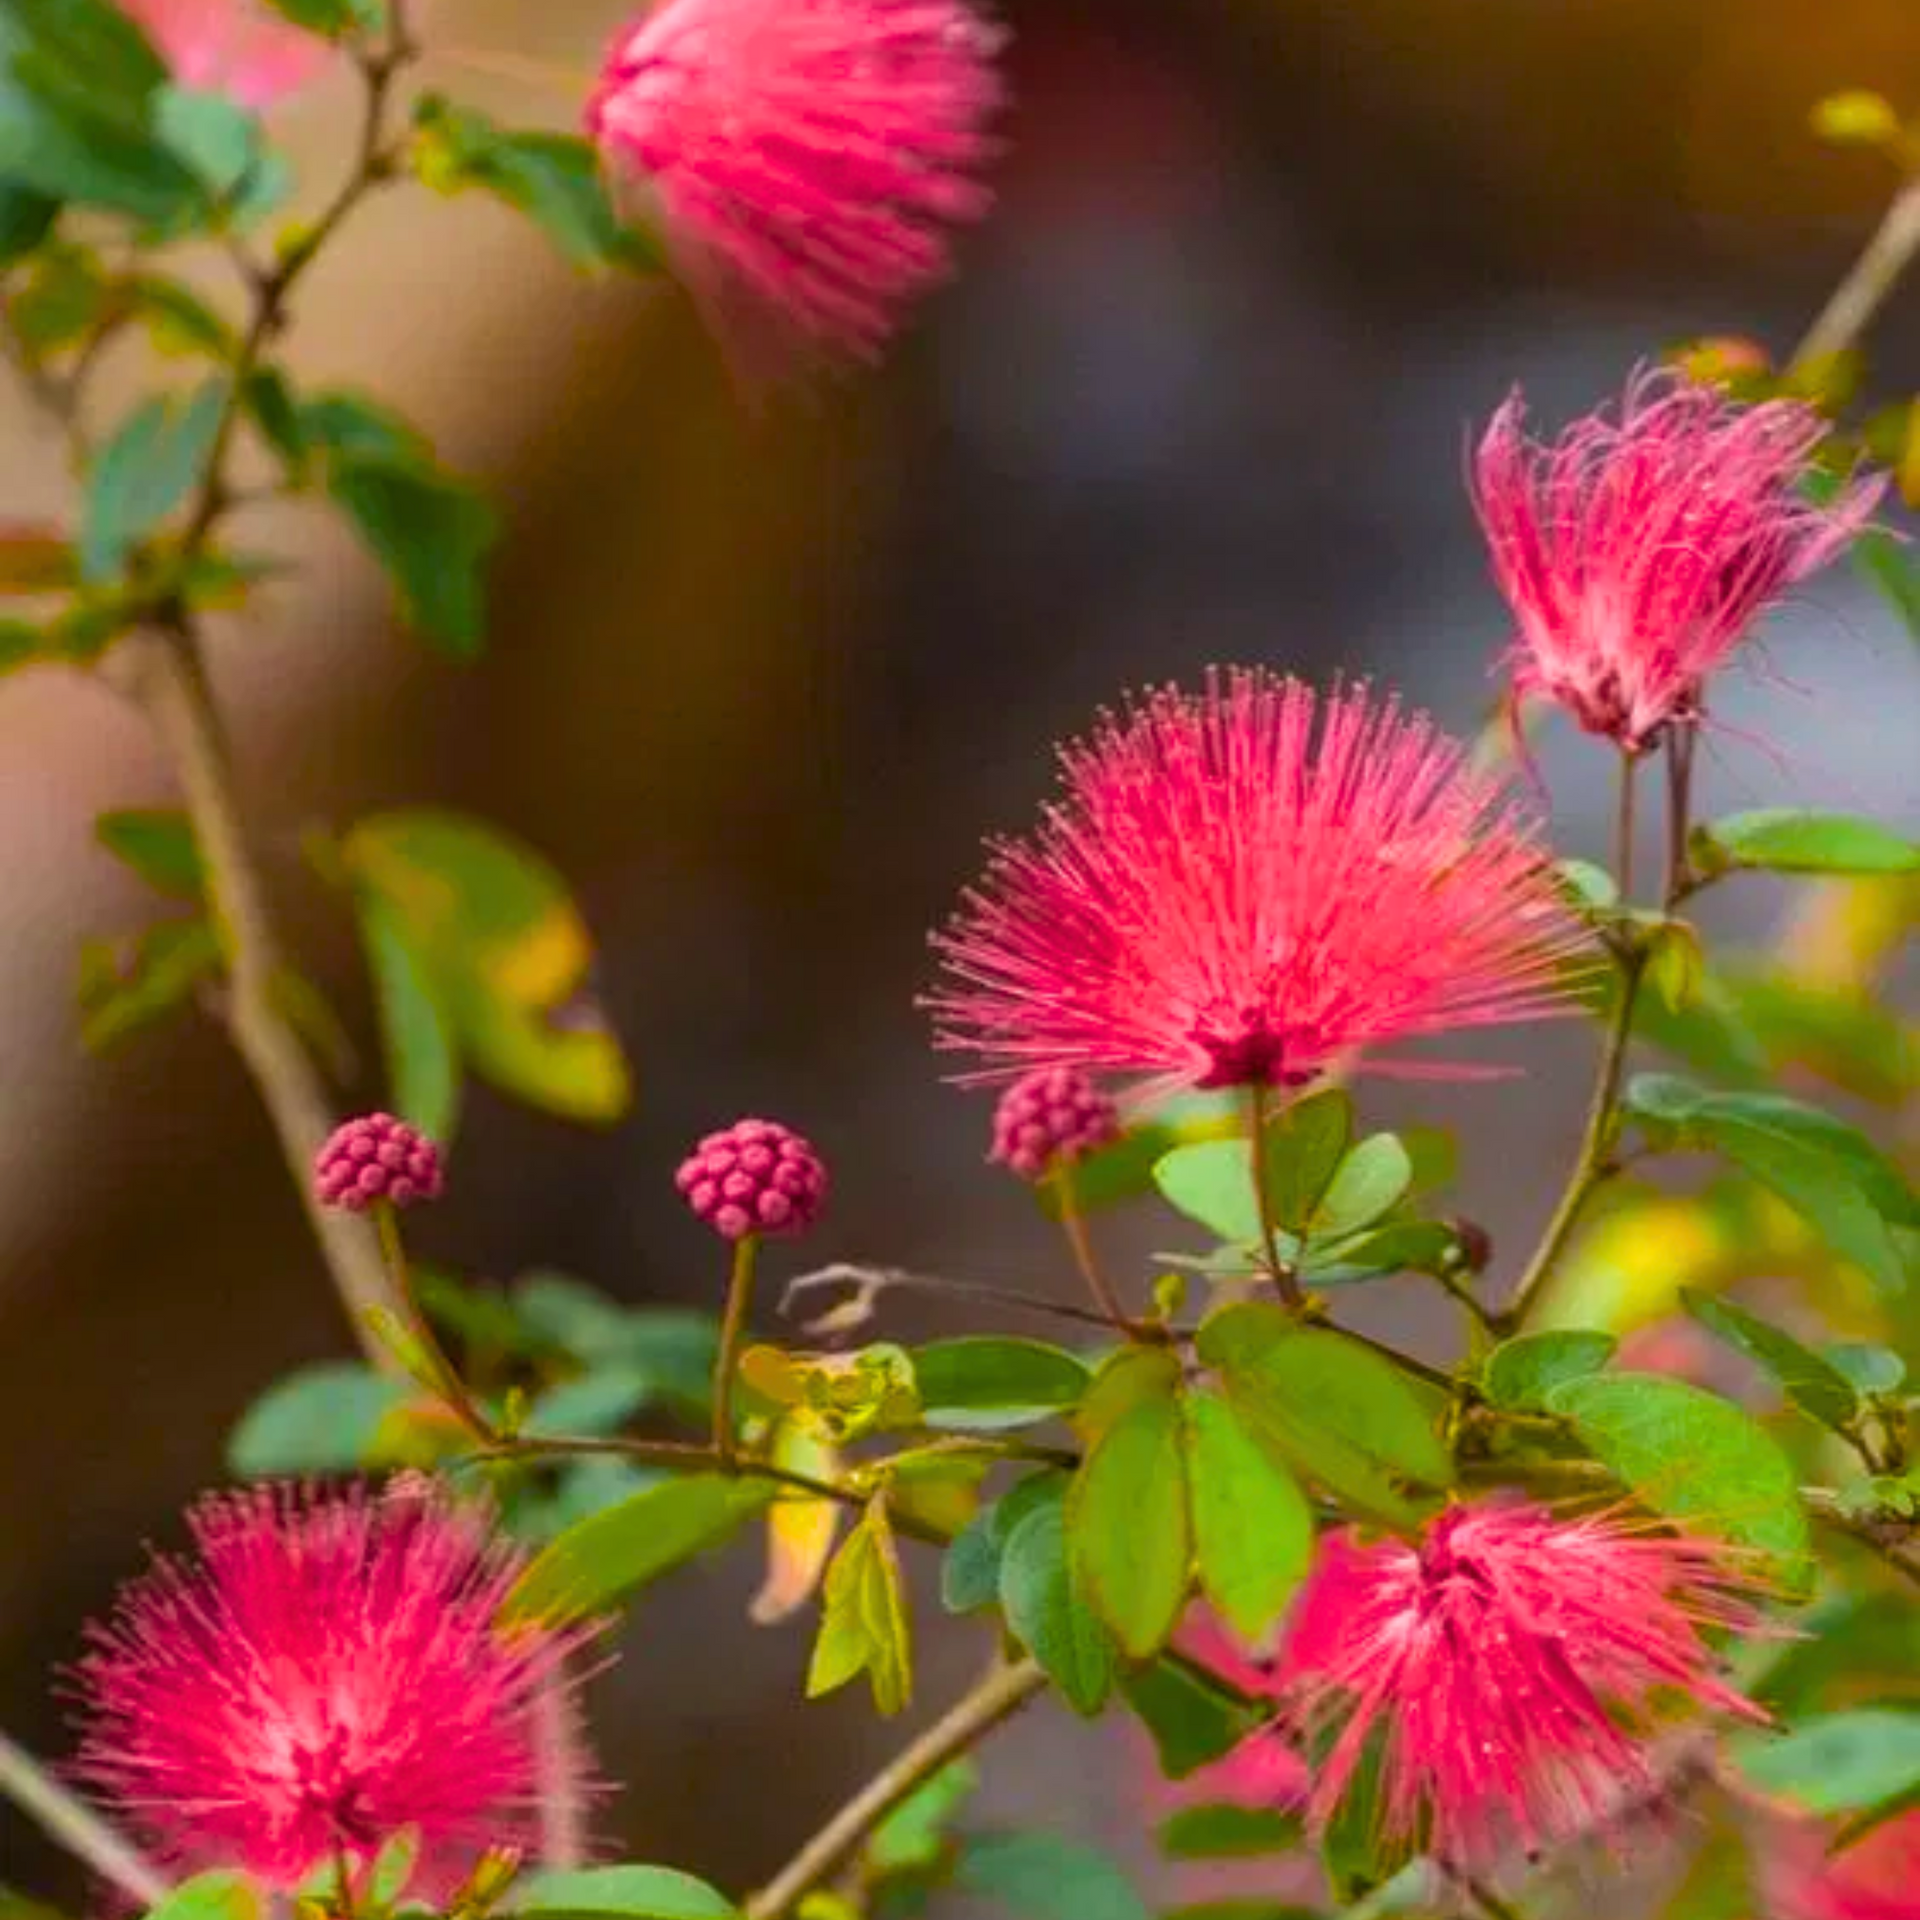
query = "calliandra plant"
xmin=0 ymin=3 xmax=1917 ymax=1920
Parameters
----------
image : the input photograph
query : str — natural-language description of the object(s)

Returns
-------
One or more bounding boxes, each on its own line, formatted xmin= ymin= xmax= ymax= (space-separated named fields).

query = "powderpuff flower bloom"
xmin=586 ymin=0 xmax=1006 ymax=366
xmin=72 ymin=1482 xmax=596 ymax=1897
xmin=926 ymin=670 xmax=1585 ymax=1095
xmin=1471 ymin=371 xmax=1883 ymax=752
xmin=1162 ymin=1610 xmax=1308 ymax=1811
xmin=1278 ymin=1499 xmax=1772 ymax=1869
xmin=1761 ymin=1809 xmax=1920 ymax=1920
xmin=117 ymin=0 xmax=334 ymax=111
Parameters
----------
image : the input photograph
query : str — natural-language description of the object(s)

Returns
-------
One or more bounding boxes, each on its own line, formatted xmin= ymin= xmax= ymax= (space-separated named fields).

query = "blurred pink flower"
xmin=1471 ymin=371 xmax=1882 ymax=753
xmin=586 ymin=0 xmax=1005 ymax=367
xmin=118 ymin=0 xmax=334 ymax=110
xmin=1279 ymin=1498 xmax=1770 ymax=1869
xmin=1166 ymin=1610 xmax=1308 ymax=1810
xmin=74 ymin=1482 xmax=595 ymax=1897
xmin=926 ymin=670 xmax=1585 ymax=1097
xmin=1763 ymin=1809 xmax=1920 ymax=1920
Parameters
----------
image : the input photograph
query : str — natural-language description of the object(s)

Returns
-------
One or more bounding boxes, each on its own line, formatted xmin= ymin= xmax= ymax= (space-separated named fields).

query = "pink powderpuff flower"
xmin=71 ymin=1481 xmax=598 ymax=1898
xmin=1471 ymin=370 xmax=1883 ymax=753
xmin=1761 ymin=1809 xmax=1920 ymax=1920
xmin=1277 ymin=1499 xmax=1773 ymax=1870
xmin=586 ymin=0 xmax=1006 ymax=368
xmin=117 ymin=0 xmax=335 ymax=111
xmin=925 ymin=670 xmax=1586 ymax=1096
xmin=1163 ymin=1609 xmax=1309 ymax=1811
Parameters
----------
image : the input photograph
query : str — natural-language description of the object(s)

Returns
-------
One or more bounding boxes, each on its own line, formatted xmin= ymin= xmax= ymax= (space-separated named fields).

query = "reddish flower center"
xmin=1188 ymin=999 xmax=1324 ymax=1090
xmin=290 ymin=1727 xmax=384 ymax=1853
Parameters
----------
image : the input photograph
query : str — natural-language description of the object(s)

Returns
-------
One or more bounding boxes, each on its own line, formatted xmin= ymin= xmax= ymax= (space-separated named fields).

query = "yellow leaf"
xmin=751 ymin=1420 xmax=842 ymax=1625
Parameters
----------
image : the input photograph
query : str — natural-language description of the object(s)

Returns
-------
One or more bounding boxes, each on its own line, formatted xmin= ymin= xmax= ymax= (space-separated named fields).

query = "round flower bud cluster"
xmin=314 ymin=1113 xmax=445 ymax=1212
xmin=676 ymin=1118 xmax=826 ymax=1240
xmin=989 ymin=1066 xmax=1121 ymax=1181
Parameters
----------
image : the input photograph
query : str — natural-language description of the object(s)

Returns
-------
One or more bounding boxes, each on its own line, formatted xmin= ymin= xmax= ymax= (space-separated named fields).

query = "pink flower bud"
xmin=314 ymin=1113 xmax=445 ymax=1212
xmin=675 ymin=1117 xmax=827 ymax=1241
xmin=989 ymin=1066 xmax=1120 ymax=1181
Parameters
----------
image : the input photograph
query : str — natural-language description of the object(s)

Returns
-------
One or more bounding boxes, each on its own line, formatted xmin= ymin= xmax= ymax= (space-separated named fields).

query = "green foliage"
xmin=227 ymin=1361 xmax=412 ymax=1475
xmin=808 ymin=1498 xmax=913 ymax=1715
xmin=1825 ymin=1342 xmax=1906 ymax=1396
xmin=1157 ymin=1805 xmax=1303 ymax=1859
xmin=1068 ymin=1356 xmax=1190 ymax=1658
xmin=501 ymin=1473 xmax=772 ymax=1625
xmin=1694 ymin=808 xmax=1919 ymax=879
xmin=1310 ymin=1133 xmax=1411 ymax=1237
xmin=0 ymin=0 xmax=211 ymax=227
xmin=864 ymin=1762 xmax=979 ymax=1876
xmin=1732 ymin=1708 xmax=1920 ymax=1817
xmin=140 ymin=1872 xmax=260 ymax=1920
xmin=152 ymin=85 xmax=279 ymax=216
xmin=1153 ymin=1138 xmax=1265 ymax=1247
xmin=259 ymin=0 xmax=380 ymax=35
xmin=95 ymin=807 xmax=202 ymax=898
xmin=938 ymin=1469 xmax=1064 ymax=1614
xmin=0 ymin=179 xmax=55 ymax=261
xmin=1119 ymin=1652 xmax=1266 ymax=1779
xmin=1197 ymin=1304 xmax=1448 ymax=1528
xmin=1680 ymin=1289 xmax=1862 ymax=1434
xmin=342 ymin=809 xmax=632 ymax=1131
xmin=999 ymin=1490 xmax=1115 ymax=1714
xmin=1480 ymin=1329 xmax=1616 ymax=1411
xmin=1626 ymin=1074 xmax=1917 ymax=1293
xmin=517 ymin=1868 xmax=739 ymax=1920
xmin=912 ymin=1337 xmax=1090 ymax=1432
xmin=81 ymin=379 xmax=226 ymax=579
xmin=76 ymin=917 xmax=219 ymax=1050
xmin=954 ymin=1833 xmax=1150 ymax=1920
xmin=1183 ymin=1388 xmax=1312 ymax=1643
xmin=411 ymin=96 xmax=657 ymax=272
xmin=512 ymin=1276 xmax=717 ymax=1411
xmin=1547 ymin=1373 xmax=1812 ymax=1590
xmin=741 ymin=1343 xmax=920 ymax=1444
xmin=328 ymin=459 xmax=497 ymax=656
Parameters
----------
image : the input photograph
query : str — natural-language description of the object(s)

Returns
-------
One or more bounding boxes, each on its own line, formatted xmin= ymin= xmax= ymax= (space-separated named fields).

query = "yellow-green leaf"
xmin=750 ymin=1419 xmax=842 ymax=1625
xmin=807 ymin=1497 xmax=912 ymax=1715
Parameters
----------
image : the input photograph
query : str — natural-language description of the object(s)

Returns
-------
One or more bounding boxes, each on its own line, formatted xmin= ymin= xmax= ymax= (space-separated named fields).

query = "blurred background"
xmin=2 ymin=0 xmax=1919 ymax=1901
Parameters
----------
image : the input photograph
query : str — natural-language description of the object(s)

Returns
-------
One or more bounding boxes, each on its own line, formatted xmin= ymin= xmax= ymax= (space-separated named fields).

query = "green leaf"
xmin=1183 ymin=1388 xmax=1312 ymax=1643
xmin=1000 ymin=1497 xmax=1116 ymax=1714
xmin=1481 ymin=1330 xmax=1616 ymax=1411
xmin=912 ymin=1337 xmax=1090 ymax=1432
xmin=227 ymin=1361 xmax=411 ymax=1475
xmin=326 ymin=455 xmax=497 ymax=657
xmin=1824 ymin=1342 xmax=1906 ymax=1396
xmin=133 ymin=275 xmax=236 ymax=358
xmin=343 ymin=810 xmax=632 ymax=1126
xmin=1035 ymin=1091 xmax=1241 ymax=1218
xmin=77 ymin=917 xmax=220 ymax=1051
xmin=1257 ymin=1087 xmax=1353 ymax=1230
xmin=95 ymin=808 xmax=202 ymax=898
xmin=1680 ymin=1289 xmax=1860 ymax=1433
xmin=153 ymin=84 xmax=261 ymax=199
xmin=299 ymin=389 xmax=430 ymax=464
xmin=511 ymin=1278 xmax=716 ymax=1406
xmin=939 ymin=1470 xmax=1066 ymax=1614
xmin=141 ymin=1872 xmax=261 ymax=1920
xmin=524 ymin=1366 xmax=657 ymax=1438
xmin=1162 ymin=1905 xmax=1320 ymax=1920
xmin=1296 ymin=1219 xmax=1461 ymax=1287
xmin=1732 ymin=1709 xmax=1920 ymax=1816
xmin=0 ymin=618 xmax=41 ymax=674
xmin=258 ymin=0 xmax=368 ymax=35
xmin=240 ymin=366 xmax=305 ymax=474
xmin=1557 ymin=857 xmax=1620 ymax=912
xmin=1626 ymin=1075 xmax=1917 ymax=1292
xmin=411 ymin=96 xmax=656 ymax=272
xmin=1316 ymin=1722 xmax=1416 ymax=1905
xmin=955 ymin=1834 xmax=1150 ymax=1920
xmin=501 ymin=1473 xmax=771 ymax=1625
xmin=1197 ymin=1304 xmax=1449 ymax=1526
xmin=517 ymin=1868 xmax=738 ymax=1920
xmin=1851 ymin=524 xmax=1920 ymax=643
xmin=1310 ymin=1134 xmax=1412 ymax=1239
xmin=80 ymin=378 xmax=226 ymax=579
xmin=353 ymin=888 xmax=460 ymax=1142
xmin=1698 ymin=809 xmax=1919 ymax=878
xmin=1546 ymin=1372 xmax=1812 ymax=1591
xmin=7 ymin=243 xmax=110 ymax=352
xmin=1157 ymin=1805 xmax=1303 ymax=1860
xmin=1120 ymin=1653 xmax=1266 ymax=1779
xmin=807 ymin=1498 xmax=912 ymax=1715
xmin=1754 ymin=1590 xmax=1920 ymax=1719
xmin=864 ymin=1762 xmax=979 ymax=1877
xmin=1153 ymin=1139 xmax=1263 ymax=1246
xmin=0 ymin=179 xmax=57 ymax=263
xmin=1067 ymin=1376 xmax=1191 ymax=1658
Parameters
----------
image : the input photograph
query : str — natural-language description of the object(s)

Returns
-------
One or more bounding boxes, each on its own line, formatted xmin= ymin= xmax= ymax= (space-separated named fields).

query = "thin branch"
xmin=1495 ymin=755 xmax=1647 ymax=1335
xmin=1050 ymin=1166 xmax=1141 ymax=1336
xmin=0 ymin=1727 xmax=171 ymax=1908
xmin=712 ymin=1236 xmax=759 ymax=1467
xmin=1792 ymin=173 xmax=1920 ymax=369
xmin=743 ymin=1658 xmax=1048 ymax=1920
xmin=1246 ymin=1085 xmax=1302 ymax=1309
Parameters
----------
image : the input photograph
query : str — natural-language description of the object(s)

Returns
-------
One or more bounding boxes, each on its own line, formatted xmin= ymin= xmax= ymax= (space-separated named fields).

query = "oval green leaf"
xmin=1702 ymin=809 xmax=1920 ymax=877
xmin=227 ymin=1362 xmax=413 ymax=1476
xmin=1732 ymin=1708 xmax=1920 ymax=1816
xmin=517 ymin=1866 xmax=739 ymax=1920
xmin=1183 ymin=1389 xmax=1313 ymax=1644
xmin=1311 ymin=1135 xmax=1413 ymax=1239
xmin=1547 ymin=1372 xmax=1812 ymax=1592
xmin=999 ymin=1499 xmax=1116 ymax=1715
xmin=1481 ymin=1330 xmax=1617 ymax=1412
xmin=913 ymin=1337 xmax=1090 ymax=1432
xmin=1680 ymin=1289 xmax=1860 ymax=1433
xmin=1068 ymin=1384 xmax=1191 ymax=1659
xmin=502 ymin=1473 xmax=772 ymax=1625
